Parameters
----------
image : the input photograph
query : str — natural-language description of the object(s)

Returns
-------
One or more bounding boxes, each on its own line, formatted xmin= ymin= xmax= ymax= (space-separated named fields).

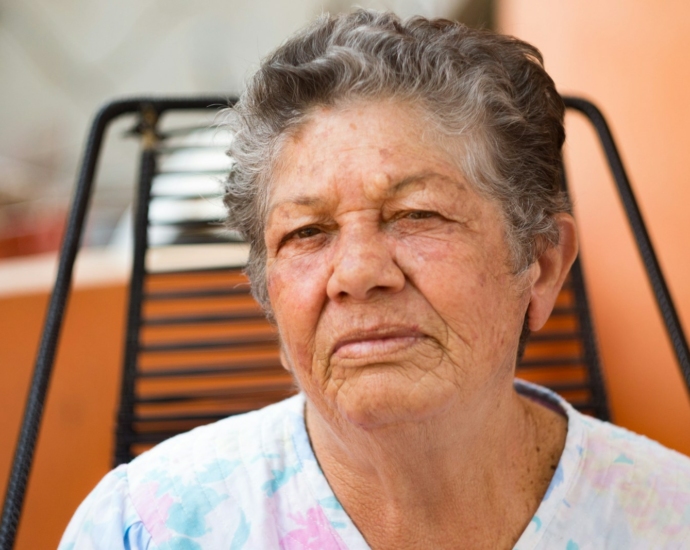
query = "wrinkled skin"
xmin=264 ymin=100 xmax=577 ymax=549
xmin=267 ymin=101 xmax=532 ymax=428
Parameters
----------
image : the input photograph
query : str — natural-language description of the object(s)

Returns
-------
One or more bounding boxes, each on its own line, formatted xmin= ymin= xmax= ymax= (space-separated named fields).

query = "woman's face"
xmin=264 ymin=101 xmax=534 ymax=429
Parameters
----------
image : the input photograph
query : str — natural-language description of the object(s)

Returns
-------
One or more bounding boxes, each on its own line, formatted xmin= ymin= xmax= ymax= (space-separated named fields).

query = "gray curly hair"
xmin=224 ymin=9 xmax=569 ymax=312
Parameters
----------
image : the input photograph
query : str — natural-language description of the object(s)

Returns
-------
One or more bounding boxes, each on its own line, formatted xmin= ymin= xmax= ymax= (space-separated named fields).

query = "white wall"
xmin=0 ymin=0 xmax=468 ymax=240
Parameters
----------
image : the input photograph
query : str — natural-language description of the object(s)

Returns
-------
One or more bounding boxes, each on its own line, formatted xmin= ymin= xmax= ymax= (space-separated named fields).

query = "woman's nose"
xmin=326 ymin=226 xmax=405 ymax=301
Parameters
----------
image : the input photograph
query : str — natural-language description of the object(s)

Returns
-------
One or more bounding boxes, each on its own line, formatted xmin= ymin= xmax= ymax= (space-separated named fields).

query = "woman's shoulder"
xmin=581 ymin=409 xmax=689 ymax=460
xmin=58 ymin=464 xmax=150 ymax=550
xmin=128 ymin=391 xmax=306 ymax=475
xmin=60 ymin=393 xmax=308 ymax=549
xmin=563 ymin=409 xmax=690 ymax=546
xmin=519 ymin=378 xmax=690 ymax=487
xmin=516 ymin=378 xmax=690 ymax=473
xmin=515 ymin=380 xmax=690 ymax=547
xmin=575 ymin=407 xmax=690 ymax=493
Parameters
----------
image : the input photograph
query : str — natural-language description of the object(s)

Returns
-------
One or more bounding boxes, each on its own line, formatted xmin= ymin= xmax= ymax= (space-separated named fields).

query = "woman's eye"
xmin=295 ymin=226 xmax=321 ymax=239
xmin=275 ymin=224 xmax=328 ymax=251
xmin=405 ymin=210 xmax=436 ymax=220
xmin=278 ymin=226 xmax=321 ymax=248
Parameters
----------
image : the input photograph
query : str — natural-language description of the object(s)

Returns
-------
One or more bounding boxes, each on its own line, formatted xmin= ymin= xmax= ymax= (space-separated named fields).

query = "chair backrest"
xmin=4 ymin=95 xmax=688 ymax=550
xmin=112 ymin=97 xmax=610 ymax=464
xmin=113 ymin=101 xmax=295 ymax=463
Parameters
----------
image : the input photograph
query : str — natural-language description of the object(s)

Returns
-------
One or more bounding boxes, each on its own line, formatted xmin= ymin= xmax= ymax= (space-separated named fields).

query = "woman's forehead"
xmin=292 ymin=100 xmax=437 ymax=148
xmin=267 ymin=101 xmax=472 ymax=212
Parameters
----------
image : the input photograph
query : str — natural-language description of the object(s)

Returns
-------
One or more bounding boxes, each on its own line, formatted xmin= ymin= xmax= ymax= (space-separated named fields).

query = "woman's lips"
xmin=331 ymin=328 xmax=425 ymax=360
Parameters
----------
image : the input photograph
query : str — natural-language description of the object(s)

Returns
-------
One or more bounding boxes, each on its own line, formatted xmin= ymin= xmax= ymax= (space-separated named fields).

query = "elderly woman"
xmin=61 ymin=10 xmax=690 ymax=550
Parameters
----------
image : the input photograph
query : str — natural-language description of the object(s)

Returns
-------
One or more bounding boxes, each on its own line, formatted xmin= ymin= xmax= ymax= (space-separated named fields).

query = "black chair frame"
xmin=1 ymin=95 xmax=688 ymax=549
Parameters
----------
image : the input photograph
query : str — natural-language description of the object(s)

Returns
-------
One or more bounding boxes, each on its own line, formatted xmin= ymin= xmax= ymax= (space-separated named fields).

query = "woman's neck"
xmin=305 ymin=383 xmax=567 ymax=549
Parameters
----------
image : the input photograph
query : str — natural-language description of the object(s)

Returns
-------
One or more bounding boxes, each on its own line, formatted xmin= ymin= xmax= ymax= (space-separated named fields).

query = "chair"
xmin=1 ymin=95 xmax=688 ymax=548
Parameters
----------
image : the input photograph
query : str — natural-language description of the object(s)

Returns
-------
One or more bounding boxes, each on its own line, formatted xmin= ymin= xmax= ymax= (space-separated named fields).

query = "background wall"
xmin=0 ymin=284 xmax=125 ymax=550
xmin=497 ymin=0 xmax=690 ymax=453
xmin=0 ymin=0 xmax=482 ymax=252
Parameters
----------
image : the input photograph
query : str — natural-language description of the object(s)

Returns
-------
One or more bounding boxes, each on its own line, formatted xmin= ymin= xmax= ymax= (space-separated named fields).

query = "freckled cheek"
xmin=267 ymin=256 xmax=330 ymax=358
xmin=395 ymin=234 xmax=458 ymax=266
xmin=394 ymin=235 xmax=484 ymax=294
xmin=396 ymin=237 xmax=516 ymax=345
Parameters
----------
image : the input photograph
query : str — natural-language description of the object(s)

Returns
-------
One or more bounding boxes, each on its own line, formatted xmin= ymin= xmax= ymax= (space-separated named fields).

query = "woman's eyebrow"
xmin=386 ymin=171 xmax=466 ymax=197
xmin=268 ymin=195 xmax=327 ymax=217
xmin=267 ymin=172 xmax=465 ymax=220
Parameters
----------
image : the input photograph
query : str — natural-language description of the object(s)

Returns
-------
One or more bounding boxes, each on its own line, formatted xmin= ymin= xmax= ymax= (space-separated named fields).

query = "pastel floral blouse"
xmin=59 ymin=380 xmax=690 ymax=549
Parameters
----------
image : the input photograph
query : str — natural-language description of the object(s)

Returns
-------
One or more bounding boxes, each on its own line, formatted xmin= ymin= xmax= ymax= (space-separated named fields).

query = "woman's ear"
xmin=527 ymin=214 xmax=579 ymax=332
xmin=279 ymin=345 xmax=293 ymax=373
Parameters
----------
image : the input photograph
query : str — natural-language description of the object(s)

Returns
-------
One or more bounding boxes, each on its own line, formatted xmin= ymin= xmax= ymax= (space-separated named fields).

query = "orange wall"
xmin=0 ymin=286 xmax=125 ymax=550
xmin=498 ymin=0 xmax=690 ymax=454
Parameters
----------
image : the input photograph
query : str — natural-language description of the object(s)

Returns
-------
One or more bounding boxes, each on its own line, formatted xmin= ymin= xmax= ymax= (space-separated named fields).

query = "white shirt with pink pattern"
xmin=59 ymin=380 xmax=690 ymax=549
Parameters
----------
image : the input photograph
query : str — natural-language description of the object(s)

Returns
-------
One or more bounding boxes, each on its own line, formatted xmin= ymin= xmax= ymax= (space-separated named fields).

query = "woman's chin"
xmin=328 ymin=368 xmax=458 ymax=430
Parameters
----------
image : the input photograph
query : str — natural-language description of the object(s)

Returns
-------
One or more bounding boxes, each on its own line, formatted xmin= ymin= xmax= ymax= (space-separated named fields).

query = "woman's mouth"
xmin=332 ymin=328 xmax=425 ymax=360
